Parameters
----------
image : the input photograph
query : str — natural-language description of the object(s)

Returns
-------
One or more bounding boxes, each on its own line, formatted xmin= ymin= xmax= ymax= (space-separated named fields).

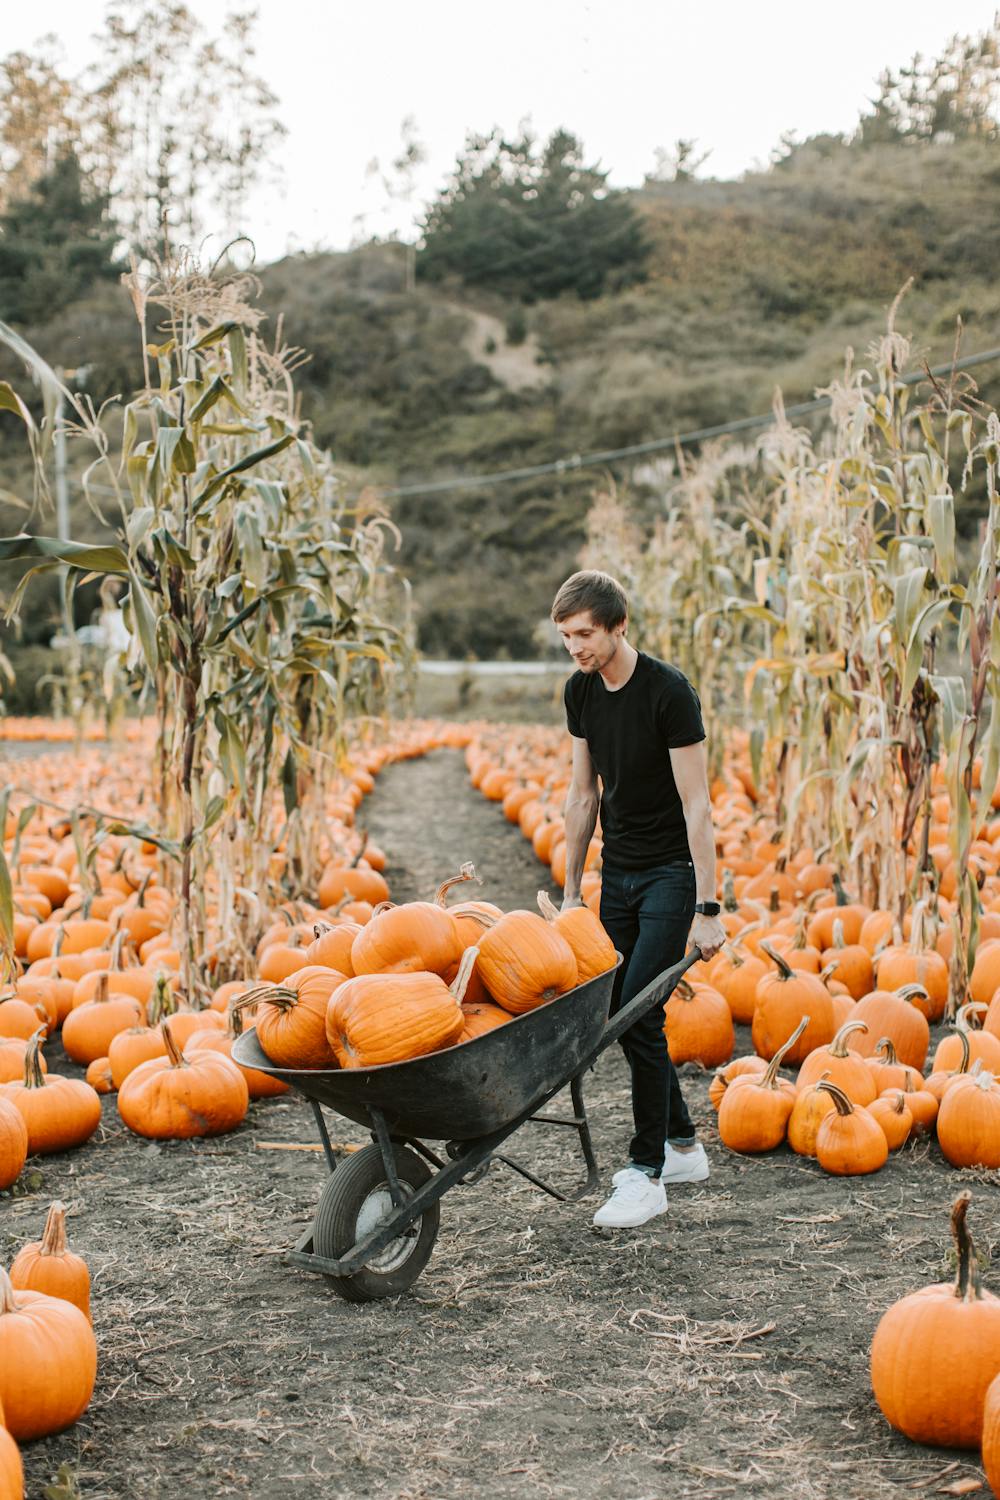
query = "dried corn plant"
xmin=581 ymin=303 xmax=998 ymax=1007
xmin=0 ymin=253 xmax=413 ymax=995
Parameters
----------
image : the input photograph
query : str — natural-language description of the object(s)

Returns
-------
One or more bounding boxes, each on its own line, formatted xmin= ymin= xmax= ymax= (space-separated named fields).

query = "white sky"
xmin=7 ymin=1 xmax=999 ymax=262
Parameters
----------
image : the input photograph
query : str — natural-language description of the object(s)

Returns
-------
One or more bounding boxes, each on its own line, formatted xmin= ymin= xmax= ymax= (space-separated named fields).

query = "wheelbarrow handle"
xmin=598 ymin=947 xmax=704 ymax=1054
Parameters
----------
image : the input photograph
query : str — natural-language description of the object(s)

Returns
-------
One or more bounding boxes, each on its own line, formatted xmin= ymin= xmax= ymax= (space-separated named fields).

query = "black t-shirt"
xmin=564 ymin=651 xmax=705 ymax=870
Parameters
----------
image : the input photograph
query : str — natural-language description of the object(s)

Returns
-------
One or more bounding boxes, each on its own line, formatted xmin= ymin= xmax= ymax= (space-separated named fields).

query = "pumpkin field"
xmin=1 ymin=133 xmax=1000 ymax=1496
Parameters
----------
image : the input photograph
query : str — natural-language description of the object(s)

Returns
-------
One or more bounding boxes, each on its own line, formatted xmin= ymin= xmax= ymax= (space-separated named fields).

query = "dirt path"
xmin=9 ymin=749 xmax=989 ymax=1500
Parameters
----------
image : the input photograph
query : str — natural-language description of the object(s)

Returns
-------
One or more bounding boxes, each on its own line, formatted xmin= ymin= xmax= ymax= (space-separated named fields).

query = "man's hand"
xmin=561 ymin=893 xmax=586 ymax=913
xmin=690 ymin=911 xmax=725 ymax=960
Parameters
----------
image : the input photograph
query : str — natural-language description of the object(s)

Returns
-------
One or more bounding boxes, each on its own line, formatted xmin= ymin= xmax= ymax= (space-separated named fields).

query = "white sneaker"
xmin=592 ymin=1168 xmax=667 ymax=1229
xmin=662 ymin=1142 xmax=710 ymax=1184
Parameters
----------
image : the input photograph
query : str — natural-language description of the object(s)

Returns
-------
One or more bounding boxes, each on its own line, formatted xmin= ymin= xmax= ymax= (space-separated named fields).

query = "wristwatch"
xmin=693 ymin=901 xmax=721 ymax=917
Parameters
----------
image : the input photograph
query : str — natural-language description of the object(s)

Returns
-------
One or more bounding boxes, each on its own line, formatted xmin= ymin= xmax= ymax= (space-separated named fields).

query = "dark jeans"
xmin=599 ymin=859 xmax=697 ymax=1170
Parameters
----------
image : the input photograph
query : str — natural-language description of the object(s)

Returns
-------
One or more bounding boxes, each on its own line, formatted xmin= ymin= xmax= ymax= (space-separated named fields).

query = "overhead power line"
xmin=376 ymin=344 xmax=1000 ymax=502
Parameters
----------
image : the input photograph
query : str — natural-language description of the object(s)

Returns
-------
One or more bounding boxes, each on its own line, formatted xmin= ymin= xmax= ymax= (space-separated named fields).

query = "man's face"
xmin=556 ymin=610 xmax=626 ymax=673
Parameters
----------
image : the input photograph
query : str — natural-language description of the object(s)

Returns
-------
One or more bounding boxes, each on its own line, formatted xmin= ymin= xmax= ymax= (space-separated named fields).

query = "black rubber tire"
xmin=312 ymin=1143 xmax=439 ymax=1302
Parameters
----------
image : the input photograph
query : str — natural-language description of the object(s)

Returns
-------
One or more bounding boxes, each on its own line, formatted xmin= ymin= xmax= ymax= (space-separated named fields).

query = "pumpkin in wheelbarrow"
xmin=326 ymin=949 xmax=478 ymax=1068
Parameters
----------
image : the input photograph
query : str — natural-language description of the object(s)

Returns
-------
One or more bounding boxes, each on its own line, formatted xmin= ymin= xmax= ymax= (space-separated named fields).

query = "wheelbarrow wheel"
xmin=312 ymin=1142 xmax=439 ymax=1302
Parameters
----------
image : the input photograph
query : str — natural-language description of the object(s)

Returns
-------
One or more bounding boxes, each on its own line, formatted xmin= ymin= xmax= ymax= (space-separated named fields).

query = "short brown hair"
xmin=550 ymin=570 xmax=628 ymax=630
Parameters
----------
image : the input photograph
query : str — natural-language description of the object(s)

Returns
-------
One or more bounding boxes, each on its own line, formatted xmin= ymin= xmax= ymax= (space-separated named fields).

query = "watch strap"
xmin=693 ymin=901 xmax=721 ymax=917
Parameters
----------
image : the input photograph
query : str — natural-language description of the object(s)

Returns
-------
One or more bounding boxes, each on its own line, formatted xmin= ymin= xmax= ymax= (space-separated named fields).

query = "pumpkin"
xmin=108 ymin=1023 xmax=167 ymax=1089
xmin=752 ymin=943 xmax=834 ymax=1065
xmin=819 ymin=918 xmax=873 ymax=1001
xmin=118 ymin=1020 xmax=249 ymax=1139
xmin=10 ymin=1202 xmax=90 ymax=1319
xmin=663 ymin=978 xmax=734 ymax=1068
xmin=707 ymin=1054 xmax=767 ymax=1111
xmin=805 ymin=881 xmax=870 ymax=948
xmin=795 ymin=1019 xmax=876 ymax=1104
xmin=304 ymin=922 xmax=361 ymax=976
xmin=61 ymin=974 xmax=144 ymax=1065
xmin=983 ymin=1371 xmax=1000 ymax=1500
xmin=717 ymin=1017 xmax=806 ymax=1153
xmin=326 ymin=947 xmax=476 ymax=1068
xmin=473 ymin=911 xmax=578 ymax=1015
xmin=0 ymin=993 xmax=49 ymax=1042
xmin=970 ymin=937 xmax=1000 ymax=1006
xmin=873 ymin=905 xmax=948 ymax=1021
xmin=924 ymin=1029 xmax=973 ymax=1102
xmin=709 ymin=944 xmax=767 ymax=1023
xmin=318 ymin=860 xmax=390 ymax=910
xmin=536 ymin=891 xmax=616 ymax=983
xmin=0 ymin=1266 xmax=97 ymax=1442
xmin=937 ymin=1069 xmax=1000 ymax=1169
xmin=813 ymin=1079 xmax=888 ymax=1176
xmin=931 ymin=1002 xmax=1000 ymax=1074
xmin=0 ymin=1032 xmax=102 ymax=1156
xmin=871 ymin=1191 xmax=1000 ymax=1447
xmin=85 ymin=1057 xmax=114 ymax=1094
xmin=787 ymin=1072 xmax=837 ymax=1157
xmin=244 ymin=965 xmax=345 ymax=1069
xmin=850 ymin=984 xmax=930 ymax=1069
xmin=458 ymin=1000 xmax=512 ymax=1043
xmin=864 ymin=1037 xmax=923 ymax=1095
xmin=0 ymin=1393 xmax=22 ymax=1500
xmin=898 ymin=1072 xmax=938 ymax=1136
xmin=161 ymin=1006 xmax=226 ymax=1050
xmin=351 ymin=896 xmax=464 ymax=981
xmin=0 ymin=1096 xmax=28 ymax=1191
xmin=866 ymin=1090 xmax=913 ymax=1150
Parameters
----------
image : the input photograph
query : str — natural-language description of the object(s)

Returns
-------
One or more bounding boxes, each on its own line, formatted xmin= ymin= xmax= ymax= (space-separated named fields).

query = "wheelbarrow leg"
xmin=493 ymin=1070 xmax=601 ymax=1202
xmin=310 ymin=1099 xmax=338 ymax=1174
xmin=369 ymin=1107 xmax=406 ymax=1208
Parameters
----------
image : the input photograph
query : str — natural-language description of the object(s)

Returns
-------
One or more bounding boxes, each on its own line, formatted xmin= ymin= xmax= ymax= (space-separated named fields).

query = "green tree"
xmin=0 ymin=43 xmax=77 ymax=213
xmin=418 ymin=127 xmax=649 ymax=301
xmin=858 ymin=20 xmax=1000 ymax=145
xmin=0 ymin=150 xmax=122 ymax=325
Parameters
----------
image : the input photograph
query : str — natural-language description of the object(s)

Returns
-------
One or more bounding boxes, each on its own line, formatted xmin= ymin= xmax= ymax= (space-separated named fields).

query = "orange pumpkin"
xmin=473 ymin=911 xmax=578 ymax=1015
xmin=796 ymin=1019 xmax=876 ymax=1104
xmin=752 ymin=943 xmax=834 ymax=1065
xmin=248 ymin=965 xmax=345 ymax=1069
xmin=326 ymin=948 xmax=475 ymax=1068
xmin=0 ymin=1266 xmax=97 ymax=1442
xmin=0 ymin=1033 xmax=102 ymax=1156
xmin=10 ymin=1201 xmax=90 ymax=1319
xmin=536 ymin=891 xmax=616 ymax=983
xmin=0 ymin=1096 xmax=28 ymax=1190
xmin=118 ymin=1020 xmax=249 ymax=1139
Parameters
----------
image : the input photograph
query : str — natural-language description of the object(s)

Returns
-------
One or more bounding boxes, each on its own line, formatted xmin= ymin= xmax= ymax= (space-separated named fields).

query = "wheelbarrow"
xmin=232 ymin=948 xmax=701 ymax=1302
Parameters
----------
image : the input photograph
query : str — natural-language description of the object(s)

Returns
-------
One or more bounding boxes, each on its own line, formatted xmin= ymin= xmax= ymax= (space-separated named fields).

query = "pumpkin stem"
xmin=830 ymin=918 xmax=845 ymax=950
xmin=227 ymin=1001 xmax=245 ymax=1040
xmin=22 ymin=1026 xmax=46 ymax=1089
xmin=537 ymin=891 xmax=560 ymax=923
xmin=828 ymin=1018 xmax=868 ymax=1058
xmin=815 ymin=1078 xmax=855 ymax=1116
xmin=898 ymin=983 xmax=929 ymax=1006
xmin=760 ymin=1016 xmax=810 ymax=1088
xmin=833 ymin=871 xmax=851 ymax=907
xmin=370 ymin=901 xmax=396 ymax=919
xmin=676 ymin=978 xmax=695 ymax=1000
xmin=450 ymin=947 xmax=480 ymax=1005
xmin=819 ymin=961 xmax=840 ymax=986
xmin=434 ymin=863 xmax=481 ymax=908
xmin=39 ymin=1201 xmax=69 ymax=1258
xmin=760 ymin=940 xmax=795 ymax=982
xmin=109 ymin=928 xmax=128 ymax=970
xmin=957 ymin=1001 xmax=988 ymax=1034
xmin=909 ymin=900 xmax=928 ymax=954
xmin=147 ymin=971 xmax=175 ymax=1026
xmin=312 ymin=922 xmax=333 ymax=941
xmin=950 ymin=1192 xmax=982 ymax=1303
xmin=722 ymin=942 xmax=745 ymax=970
xmin=768 ymin=886 xmax=782 ymax=914
xmin=95 ymin=972 xmax=110 ymax=1004
xmin=722 ymin=869 xmax=738 ymax=913
xmin=873 ymin=1037 xmax=899 ymax=1066
xmin=161 ymin=1019 xmax=186 ymax=1069
xmin=450 ymin=905 xmax=497 ymax=931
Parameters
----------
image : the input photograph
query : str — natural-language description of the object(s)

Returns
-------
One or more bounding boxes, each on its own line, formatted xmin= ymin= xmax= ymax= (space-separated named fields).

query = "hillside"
xmin=1 ymin=134 xmax=999 ymax=698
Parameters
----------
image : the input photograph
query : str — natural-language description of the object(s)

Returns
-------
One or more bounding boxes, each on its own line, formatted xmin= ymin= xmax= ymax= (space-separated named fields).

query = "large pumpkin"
xmin=326 ymin=948 xmax=476 ymax=1068
xmin=0 ymin=1391 xmax=22 ymax=1500
xmin=10 ymin=1202 xmax=90 ymax=1319
xmin=936 ymin=1069 xmax=1000 ymax=1169
xmin=536 ymin=891 xmax=616 ymax=984
xmin=0 ymin=1096 xmax=28 ymax=1191
xmin=350 ymin=897 xmax=464 ymax=981
xmin=871 ymin=1192 xmax=1000 ymax=1447
xmin=472 ymin=911 xmax=578 ymax=1015
xmin=0 ymin=1266 xmax=97 ymax=1442
xmin=663 ymin=979 xmax=734 ymax=1068
xmin=796 ymin=1019 xmax=876 ymax=1104
xmin=117 ymin=1020 xmax=249 ymax=1139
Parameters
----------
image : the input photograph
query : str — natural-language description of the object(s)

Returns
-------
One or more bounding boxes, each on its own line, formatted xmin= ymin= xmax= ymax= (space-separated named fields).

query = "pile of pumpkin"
xmin=246 ymin=867 xmax=616 ymax=1073
xmin=0 ymin=1202 xmax=95 ymax=1500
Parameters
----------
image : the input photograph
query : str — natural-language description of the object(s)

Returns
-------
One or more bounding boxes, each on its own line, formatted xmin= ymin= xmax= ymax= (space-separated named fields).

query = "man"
xmin=552 ymin=569 xmax=725 ymax=1229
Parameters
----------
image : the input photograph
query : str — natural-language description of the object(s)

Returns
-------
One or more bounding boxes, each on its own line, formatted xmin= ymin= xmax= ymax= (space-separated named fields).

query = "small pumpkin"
xmin=61 ymin=974 xmax=143 ymax=1065
xmin=458 ymin=1000 xmax=512 ymax=1043
xmin=85 ymin=1057 xmax=114 ymax=1094
xmin=10 ymin=1202 xmax=90 ymax=1319
xmin=931 ymin=1002 xmax=1000 ymax=1075
xmin=936 ymin=1068 xmax=1000 ymax=1169
xmin=663 ymin=978 xmax=734 ymax=1068
xmin=717 ymin=1017 xmax=806 ymax=1153
xmin=752 ymin=943 xmax=834 ymax=1065
xmin=871 ymin=1191 xmax=1000 ymax=1447
xmin=0 ymin=1266 xmax=97 ymax=1442
xmin=866 ymin=1090 xmax=913 ymax=1151
xmin=787 ymin=1071 xmax=837 ymax=1157
xmin=0 ymin=1031 xmax=102 ymax=1156
xmin=707 ymin=1054 xmax=767 ymax=1112
xmin=796 ymin=1019 xmax=875 ymax=1104
xmin=813 ymin=1079 xmax=888 ymax=1176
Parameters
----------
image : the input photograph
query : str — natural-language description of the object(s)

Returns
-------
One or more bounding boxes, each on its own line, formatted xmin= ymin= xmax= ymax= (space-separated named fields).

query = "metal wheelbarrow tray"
xmin=233 ymin=949 xmax=700 ymax=1301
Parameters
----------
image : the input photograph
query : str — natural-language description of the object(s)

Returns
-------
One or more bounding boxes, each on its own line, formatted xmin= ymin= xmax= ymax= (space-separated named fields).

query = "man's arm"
xmin=562 ymin=735 xmax=599 ymax=910
xmin=670 ymin=740 xmax=724 ymax=959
